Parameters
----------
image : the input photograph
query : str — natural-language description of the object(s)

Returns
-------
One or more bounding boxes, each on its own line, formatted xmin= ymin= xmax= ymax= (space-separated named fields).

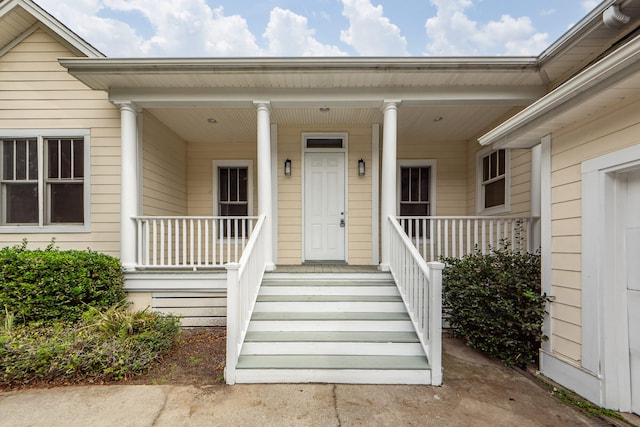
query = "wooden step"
xmin=234 ymin=272 xmax=431 ymax=384
xmin=237 ymin=354 xmax=430 ymax=370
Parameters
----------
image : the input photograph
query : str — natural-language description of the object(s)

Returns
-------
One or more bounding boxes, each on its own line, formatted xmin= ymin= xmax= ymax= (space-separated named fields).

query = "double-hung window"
xmin=478 ymin=148 xmax=509 ymax=213
xmin=213 ymin=160 xmax=253 ymax=238
xmin=0 ymin=131 xmax=89 ymax=231
xmin=397 ymin=160 xmax=436 ymax=238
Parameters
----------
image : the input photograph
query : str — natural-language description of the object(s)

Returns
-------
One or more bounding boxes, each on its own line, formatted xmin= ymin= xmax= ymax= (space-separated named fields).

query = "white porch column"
xmin=380 ymin=100 xmax=400 ymax=270
xmin=117 ymin=102 xmax=140 ymax=271
xmin=255 ymin=101 xmax=274 ymax=270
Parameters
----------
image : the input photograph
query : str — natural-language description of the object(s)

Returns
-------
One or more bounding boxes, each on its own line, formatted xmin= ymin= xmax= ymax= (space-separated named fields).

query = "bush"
xmin=442 ymin=244 xmax=548 ymax=367
xmin=0 ymin=305 xmax=179 ymax=385
xmin=0 ymin=241 xmax=125 ymax=324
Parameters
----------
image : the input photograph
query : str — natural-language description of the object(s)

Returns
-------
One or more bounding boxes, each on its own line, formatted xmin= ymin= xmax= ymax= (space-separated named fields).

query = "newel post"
xmin=225 ymin=262 xmax=240 ymax=385
xmin=428 ymin=261 xmax=445 ymax=386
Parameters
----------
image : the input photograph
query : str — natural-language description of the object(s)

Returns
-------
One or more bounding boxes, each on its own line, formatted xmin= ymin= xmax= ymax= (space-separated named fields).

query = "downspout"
xmin=602 ymin=3 xmax=630 ymax=28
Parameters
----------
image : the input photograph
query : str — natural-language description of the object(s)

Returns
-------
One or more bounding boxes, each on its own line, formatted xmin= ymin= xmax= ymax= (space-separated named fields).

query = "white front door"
xmin=304 ymin=152 xmax=345 ymax=261
xmin=626 ymin=170 xmax=640 ymax=414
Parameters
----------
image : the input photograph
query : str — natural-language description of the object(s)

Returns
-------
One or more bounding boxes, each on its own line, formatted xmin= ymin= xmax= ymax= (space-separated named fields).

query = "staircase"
xmin=234 ymin=271 xmax=432 ymax=384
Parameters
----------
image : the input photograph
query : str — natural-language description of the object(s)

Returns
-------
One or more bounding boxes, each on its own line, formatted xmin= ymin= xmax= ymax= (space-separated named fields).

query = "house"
xmin=0 ymin=0 xmax=638 ymax=410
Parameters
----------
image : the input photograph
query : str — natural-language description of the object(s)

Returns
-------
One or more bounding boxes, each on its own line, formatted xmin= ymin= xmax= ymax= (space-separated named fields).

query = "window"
xmin=397 ymin=160 xmax=436 ymax=238
xmin=400 ymin=166 xmax=431 ymax=216
xmin=478 ymin=148 xmax=509 ymax=213
xmin=1 ymin=132 xmax=89 ymax=230
xmin=218 ymin=166 xmax=248 ymax=216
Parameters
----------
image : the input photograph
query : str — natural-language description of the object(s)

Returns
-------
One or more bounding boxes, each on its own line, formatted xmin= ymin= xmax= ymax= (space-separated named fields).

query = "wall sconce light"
xmin=358 ymin=159 xmax=365 ymax=176
xmin=284 ymin=159 xmax=292 ymax=177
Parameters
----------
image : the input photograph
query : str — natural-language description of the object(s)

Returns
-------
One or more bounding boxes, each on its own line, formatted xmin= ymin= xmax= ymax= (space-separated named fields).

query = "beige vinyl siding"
xmin=347 ymin=127 xmax=373 ymax=265
xmin=277 ymin=126 xmax=302 ymax=265
xmin=548 ymin=93 xmax=640 ymax=364
xmin=0 ymin=29 xmax=120 ymax=255
xmin=142 ymin=112 xmax=187 ymax=215
xmin=186 ymin=140 xmax=257 ymax=216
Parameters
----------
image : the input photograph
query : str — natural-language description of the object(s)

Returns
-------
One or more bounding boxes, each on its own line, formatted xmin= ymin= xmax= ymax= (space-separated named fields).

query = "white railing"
xmin=388 ymin=215 xmax=444 ymax=386
xmin=396 ymin=216 xmax=537 ymax=262
xmin=134 ymin=216 xmax=259 ymax=269
xmin=225 ymin=214 xmax=267 ymax=385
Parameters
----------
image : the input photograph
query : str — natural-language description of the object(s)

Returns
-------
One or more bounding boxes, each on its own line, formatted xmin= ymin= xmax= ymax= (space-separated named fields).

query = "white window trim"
xmin=396 ymin=159 xmax=437 ymax=217
xmin=476 ymin=146 xmax=510 ymax=215
xmin=212 ymin=160 xmax=254 ymax=217
xmin=0 ymin=129 xmax=91 ymax=234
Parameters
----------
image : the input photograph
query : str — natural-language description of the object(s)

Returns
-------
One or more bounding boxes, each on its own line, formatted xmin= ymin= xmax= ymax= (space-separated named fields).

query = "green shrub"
xmin=0 ymin=305 xmax=179 ymax=385
xmin=442 ymin=244 xmax=548 ymax=367
xmin=0 ymin=241 xmax=125 ymax=324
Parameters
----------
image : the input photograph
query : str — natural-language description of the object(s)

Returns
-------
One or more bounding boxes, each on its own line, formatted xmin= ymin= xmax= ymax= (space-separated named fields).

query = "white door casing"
xmin=304 ymin=152 xmax=345 ymax=261
xmin=625 ymin=170 xmax=640 ymax=414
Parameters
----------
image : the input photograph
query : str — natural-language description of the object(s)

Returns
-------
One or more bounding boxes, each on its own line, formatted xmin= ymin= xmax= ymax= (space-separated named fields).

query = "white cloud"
xmin=581 ymin=1 xmax=600 ymax=11
xmin=36 ymin=0 xmax=351 ymax=57
xmin=37 ymin=0 xmax=263 ymax=56
xmin=424 ymin=0 xmax=548 ymax=56
xmin=340 ymin=0 xmax=409 ymax=56
xmin=264 ymin=8 xmax=346 ymax=56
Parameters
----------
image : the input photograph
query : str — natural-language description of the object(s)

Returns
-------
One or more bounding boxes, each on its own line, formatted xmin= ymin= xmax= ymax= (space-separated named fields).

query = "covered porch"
xmin=61 ymin=58 xmax=543 ymax=384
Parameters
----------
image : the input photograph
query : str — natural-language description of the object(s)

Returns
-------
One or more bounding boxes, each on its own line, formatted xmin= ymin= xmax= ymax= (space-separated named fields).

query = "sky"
xmin=35 ymin=0 xmax=603 ymax=58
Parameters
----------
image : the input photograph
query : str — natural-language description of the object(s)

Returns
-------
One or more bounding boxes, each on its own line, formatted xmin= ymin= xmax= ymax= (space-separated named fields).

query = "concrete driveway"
xmin=0 ymin=337 xmax=600 ymax=426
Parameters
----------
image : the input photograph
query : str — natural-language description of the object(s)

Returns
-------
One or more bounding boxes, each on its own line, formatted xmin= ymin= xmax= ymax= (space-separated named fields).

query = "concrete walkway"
xmin=0 ymin=337 xmax=602 ymax=426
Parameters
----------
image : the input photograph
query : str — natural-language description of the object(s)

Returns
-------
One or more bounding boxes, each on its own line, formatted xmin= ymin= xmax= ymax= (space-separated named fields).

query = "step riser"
xmin=263 ymin=273 xmax=393 ymax=281
xmin=247 ymin=320 xmax=415 ymax=332
xmin=241 ymin=342 xmax=425 ymax=356
xmin=259 ymin=286 xmax=399 ymax=296
xmin=262 ymin=281 xmax=395 ymax=287
xmin=234 ymin=369 xmax=431 ymax=385
xmin=253 ymin=301 xmax=407 ymax=312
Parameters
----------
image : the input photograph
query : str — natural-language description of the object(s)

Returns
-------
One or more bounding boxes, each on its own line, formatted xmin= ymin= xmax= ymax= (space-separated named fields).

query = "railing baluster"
xmin=159 ymin=219 xmax=165 ymax=266
xmin=429 ymin=218 xmax=435 ymax=262
xmin=234 ymin=218 xmax=239 ymax=262
xmin=152 ymin=219 xmax=157 ymax=266
xmin=451 ymin=219 xmax=456 ymax=259
xmin=458 ymin=219 xmax=463 ymax=258
xmin=444 ymin=219 xmax=449 ymax=257
xmin=189 ymin=219 xmax=195 ymax=267
xmin=183 ymin=218 xmax=187 ymax=267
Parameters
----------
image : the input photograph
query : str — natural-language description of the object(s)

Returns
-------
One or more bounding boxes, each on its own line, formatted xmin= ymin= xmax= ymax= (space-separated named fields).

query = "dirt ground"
xmin=127 ymin=327 xmax=227 ymax=386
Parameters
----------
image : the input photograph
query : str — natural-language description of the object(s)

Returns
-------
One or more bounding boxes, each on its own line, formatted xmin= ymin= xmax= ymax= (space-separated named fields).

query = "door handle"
xmin=340 ymin=219 xmax=345 ymax=227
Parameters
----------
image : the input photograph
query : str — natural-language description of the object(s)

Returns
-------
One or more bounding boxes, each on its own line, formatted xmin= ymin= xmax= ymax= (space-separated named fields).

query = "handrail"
xmin=396 ymin=215 xmax=537 ymax=262
xmin=225 ymin=214 xmax=267 ymax=385
xmin=134 ymin=216 xmax=259 ymax=269
xmin=388 ymin=215 xmax=444 ymax=386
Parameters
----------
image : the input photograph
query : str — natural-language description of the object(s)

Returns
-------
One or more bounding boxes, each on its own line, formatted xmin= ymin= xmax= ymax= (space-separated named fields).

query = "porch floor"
xmin=275 ymin=264 xmax=380 ymax=273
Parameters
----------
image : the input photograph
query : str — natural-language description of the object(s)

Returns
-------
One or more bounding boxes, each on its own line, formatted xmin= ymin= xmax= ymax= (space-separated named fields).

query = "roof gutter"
xmin=478 ymin=30 xmax=640 ymax=148
xmin=59 ymin=56 xmax=539 ymax=75
xmin=537 ymin=0 xmax=621 ymax=65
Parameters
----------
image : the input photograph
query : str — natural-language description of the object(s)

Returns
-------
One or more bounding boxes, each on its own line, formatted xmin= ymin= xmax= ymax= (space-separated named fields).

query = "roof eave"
xmin=478 ymin=31 xmax=640 ymax=149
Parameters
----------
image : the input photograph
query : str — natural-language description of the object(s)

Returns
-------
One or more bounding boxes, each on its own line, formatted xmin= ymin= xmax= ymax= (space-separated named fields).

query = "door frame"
xmin=301 ymin=132 xmax=349 ymax=263
xmin=582 ymin=144 xmax=640 ymax=411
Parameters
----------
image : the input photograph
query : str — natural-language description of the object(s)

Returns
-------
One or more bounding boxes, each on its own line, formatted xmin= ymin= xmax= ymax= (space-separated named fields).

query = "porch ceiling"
xmin=148 ymin=104 xmax=519 ymax=144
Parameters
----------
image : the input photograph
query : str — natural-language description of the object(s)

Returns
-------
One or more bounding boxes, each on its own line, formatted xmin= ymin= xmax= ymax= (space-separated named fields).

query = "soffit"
xmin=0 ymin=4 xmax=37 ymax=51
xmin=540 ymin=0 xmax=640 ymax=87
xmin=148 ymin=104 xmax=516 ymax=144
